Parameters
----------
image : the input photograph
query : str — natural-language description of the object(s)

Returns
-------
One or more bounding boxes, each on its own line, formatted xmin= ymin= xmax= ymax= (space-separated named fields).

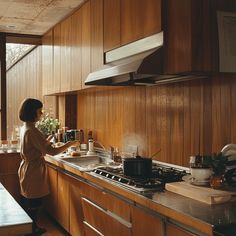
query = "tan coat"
xmin=18 ymin=123 xmax=51 ymax=198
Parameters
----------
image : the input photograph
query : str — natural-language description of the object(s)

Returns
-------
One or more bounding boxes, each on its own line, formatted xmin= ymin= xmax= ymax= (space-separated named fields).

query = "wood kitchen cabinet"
xmin=166 ymin=223 xmax=195 ymax=236
xmin=0 ymin=153 xmax=21 ymax=202
xmin=163 ymin=0 xmax=236 ymax=75
xmin=57 ymin=171 xmax=70 ymax=232
xmin=79 ymin=179 xmax=132 ymax=236
xmin=44 ymin=164 xmax=58 ymax=219
xmin=131 ymin=206 xmax=163 ymax=236
xmin=104 ymin=0 xmax=162 ymax=52
xmin=42 ymin=30 xmax=54 ymax=96
xmin=44 ymin=164 xmax=70 ymax=232
xmin=70 ymin=175 xmax=85 ymax=236
xmin=53 ymin=23 xmax=61 ymax=93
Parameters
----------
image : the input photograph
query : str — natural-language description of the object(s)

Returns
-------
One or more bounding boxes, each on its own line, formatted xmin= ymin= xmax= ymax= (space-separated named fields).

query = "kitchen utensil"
xmin=122 ymin=156 xmax=152 ymax=177
xmin=165 ymin=181 xmax=236 ymax=204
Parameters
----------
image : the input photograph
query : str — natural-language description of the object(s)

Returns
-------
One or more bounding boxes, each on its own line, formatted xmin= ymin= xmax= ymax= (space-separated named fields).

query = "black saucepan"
xmin=122 ymin=156 xmax=152 ymax=178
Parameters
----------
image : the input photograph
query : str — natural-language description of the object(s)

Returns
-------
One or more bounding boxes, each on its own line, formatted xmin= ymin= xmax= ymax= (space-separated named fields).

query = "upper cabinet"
xmin=104 ymin=0 xmax=162 ymax=52
xmin=42 ymin=30 xmax=53 ymax=96
xmin=163 ymin=0 xmax=236 ymax=75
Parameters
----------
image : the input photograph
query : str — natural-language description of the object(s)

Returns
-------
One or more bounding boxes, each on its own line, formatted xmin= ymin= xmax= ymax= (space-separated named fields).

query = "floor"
xmin=37 ymin=211 xmax=69 ymax=236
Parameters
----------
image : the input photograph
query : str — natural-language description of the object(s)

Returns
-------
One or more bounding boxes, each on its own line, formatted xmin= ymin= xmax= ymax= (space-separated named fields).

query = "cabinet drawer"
xmin=82 ymin=197 xmax=131 ymax=236
xmin=83 ymin=221 xmax=104 ymax=236
xmin=80 ymin=181 xmax=131 ymax=222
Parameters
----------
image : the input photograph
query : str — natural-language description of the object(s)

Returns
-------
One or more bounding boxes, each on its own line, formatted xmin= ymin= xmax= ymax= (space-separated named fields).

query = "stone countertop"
xmin=45 ymin=154 xmax=236 ymax=236
xmin=0 ymin=183 xmax=32 ymax=236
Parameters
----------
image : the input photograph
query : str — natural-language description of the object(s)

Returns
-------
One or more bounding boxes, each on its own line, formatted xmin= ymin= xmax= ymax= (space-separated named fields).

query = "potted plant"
xmin=36 ymin=112 xmax=60 ymax=136
xmin=202 ymin=152 xmax=228 ymax=188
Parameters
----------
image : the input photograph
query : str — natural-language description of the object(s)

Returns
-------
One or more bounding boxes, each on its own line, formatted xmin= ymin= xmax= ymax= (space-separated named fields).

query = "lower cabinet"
xmin=131 ymin=205 xmax=163 ymax=236
xmin=45 ymin=164 xmax=58 ymax=219
xmin=81 ymin=197 xmax=131 ymax=236
xmin=166 ymin=223 xmax=196 ymax=236
xmin=45 ymin=163 xmax=207 ymax=236
xmin=57 ymin=171 xmax=70 ymax=232
xmin=70 ymin=175 xmax=85 ymax=236
xmin=0 ymin=153 xmax=21 ymax=202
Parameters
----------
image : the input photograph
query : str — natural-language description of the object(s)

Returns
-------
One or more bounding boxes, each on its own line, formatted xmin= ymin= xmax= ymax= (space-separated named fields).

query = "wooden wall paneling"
xmin=122 ymin=87 xmax=136 ymax=153
xmin=211 ymin=76 xmax=222 ymax=152
xmin=53 ymin=23 xmax=61 ymax=93
xmin=81 ymin=1 xmax=91 ymax=89
xmin=231 ymin=77 xmax=236 ymax=143
xmin=94 ymin=88 xmax=107 ymax=144
xmin=7 ymin=47 xmax=43 ymax=137
xmin=110 ymin=87 xmax=124 ymax=149
xmin=58 ymin=95 xmax=66 ymax=127
xmin=71 ymin=10 xmax=82 ymax=91
xmin=135 ymin=87 xmax=147 ymax=156
xmin=183 ymin=81 xmax=192 ymax=166
xmin=90 ymin=0 xmax=104 ymax=72
xmin=220 ymin=76 xmax=232 ymax=147
xmin=60 ymin=17 xmax=72 ymax=92
xmin=169 ymin=83 xmax=184 ymax=166
xmin=189 ymin=80 xmax=202 ymax=157
xmin=42 ymin=30 xmax=53 ymax=95
xmin=146 ymin=87 xmax=158 ymax=158
xmin=103 ymin=0 xmax=121 ymax=52
xmin=201 ymin=78 xmax=212 ymax=156
xmin=159 ymin=85 xmax=168 ymax=163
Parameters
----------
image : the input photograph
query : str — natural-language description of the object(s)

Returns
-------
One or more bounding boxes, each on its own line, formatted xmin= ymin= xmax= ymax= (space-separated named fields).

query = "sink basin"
xmin=61 ymin=155 xmax=102 ymax=170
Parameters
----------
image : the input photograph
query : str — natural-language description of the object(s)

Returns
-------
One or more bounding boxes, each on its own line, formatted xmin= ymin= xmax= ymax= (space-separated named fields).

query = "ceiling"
xmin=0 ymin=0 xmax=85 ymax=36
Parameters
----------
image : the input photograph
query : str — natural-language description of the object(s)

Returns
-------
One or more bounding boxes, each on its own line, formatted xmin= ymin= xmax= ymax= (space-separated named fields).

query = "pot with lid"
xmin=122 ymin=156 xmax=152 ymax=178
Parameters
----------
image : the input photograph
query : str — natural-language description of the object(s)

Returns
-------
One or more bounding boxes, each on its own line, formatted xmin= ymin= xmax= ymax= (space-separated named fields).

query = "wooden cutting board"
xmin=165 ymin=181 xmax=236 ymax=204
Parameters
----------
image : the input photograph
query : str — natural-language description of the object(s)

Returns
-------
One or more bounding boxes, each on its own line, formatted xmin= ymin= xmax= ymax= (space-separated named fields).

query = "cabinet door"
xmin=131 ymin=206 xmax=163 ymax=236
xmin=82 ymin=197 xmax=131 ymax=236
xmin=104 ymin=0 xmax=120 ymax=52
xmin=71 ymin=10 xmax=82 ymax=91
xmin=42 ymin=30 xmax=53 ymax=95
xmin=60 ymin=17 xmax=72 ymax=92
xmin=81 ymin=1 xmax=91 ymax=89
xmin=166 ymin=223 xmax=195 ymax=236
xmin=121 ymin=0 xmax=161 ymax=45
xmin=69 ymin=176 xmax=84 ymax=236
xmin=79 ymin=180 xmax=131 ymax=222
xmin=90 ymin=0 xmax=104 ymax=72
xmin=53 ymin=23 xmax=61 ymax=93
xmin=44 ymin=164 xmax=58 ymax=219
xmin=104 ymin=0 xmax=161 ymax=51
xmin=57 ymin=171 xmax=70 ymax=231
xmin=0 ymin=154 xmax=21 ymax=202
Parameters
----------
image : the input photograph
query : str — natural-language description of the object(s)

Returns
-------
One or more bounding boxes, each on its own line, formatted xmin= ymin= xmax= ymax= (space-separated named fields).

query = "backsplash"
xmin=77 ymin=75 xmax=236 ymax=167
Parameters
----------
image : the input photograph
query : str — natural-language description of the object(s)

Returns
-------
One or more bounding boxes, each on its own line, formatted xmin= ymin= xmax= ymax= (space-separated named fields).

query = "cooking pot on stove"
xmin=122 ymin=156 xmax=152 ymax=177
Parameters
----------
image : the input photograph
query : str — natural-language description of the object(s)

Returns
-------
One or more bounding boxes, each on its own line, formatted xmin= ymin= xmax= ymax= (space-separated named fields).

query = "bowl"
xmin=190 ymin=167 xmax=213 ymax=181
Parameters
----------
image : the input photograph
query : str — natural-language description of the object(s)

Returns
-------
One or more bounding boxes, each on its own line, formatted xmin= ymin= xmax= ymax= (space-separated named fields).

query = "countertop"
xmin=0 ymin=183 xmax=32 ymax=236
xmin=45 ymin=154 xmax=236 ymax=236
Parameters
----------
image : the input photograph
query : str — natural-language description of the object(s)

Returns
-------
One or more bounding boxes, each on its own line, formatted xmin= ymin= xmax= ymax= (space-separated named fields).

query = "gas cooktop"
xmin=90 ymin=162 xmax=188 ymax=194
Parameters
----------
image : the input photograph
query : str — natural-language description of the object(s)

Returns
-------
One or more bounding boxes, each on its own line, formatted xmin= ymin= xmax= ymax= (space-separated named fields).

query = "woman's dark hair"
xmin=19 ymin=98 xmax=43 ymax=122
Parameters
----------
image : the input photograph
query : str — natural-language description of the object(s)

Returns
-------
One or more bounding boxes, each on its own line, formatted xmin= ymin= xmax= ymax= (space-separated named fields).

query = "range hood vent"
xmin=85 ymin=32 xmax=205 ymax=86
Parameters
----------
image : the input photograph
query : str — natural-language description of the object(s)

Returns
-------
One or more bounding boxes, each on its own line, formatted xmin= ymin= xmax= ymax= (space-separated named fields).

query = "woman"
xmin=18 ymin=98 xmax=79 ymax=235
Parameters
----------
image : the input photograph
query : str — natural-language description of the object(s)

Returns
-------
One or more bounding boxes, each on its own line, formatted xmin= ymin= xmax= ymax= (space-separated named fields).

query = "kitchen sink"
xmin=61 ymin=155 xmax=103 ymax=170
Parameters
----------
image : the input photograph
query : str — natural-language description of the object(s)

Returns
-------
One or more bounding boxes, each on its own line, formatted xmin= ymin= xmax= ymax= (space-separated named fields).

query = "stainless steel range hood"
xmin=85 ymin=31 xmax=206 ymax=86
xmin=85 ymin=32 xmax=168 ymax=86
